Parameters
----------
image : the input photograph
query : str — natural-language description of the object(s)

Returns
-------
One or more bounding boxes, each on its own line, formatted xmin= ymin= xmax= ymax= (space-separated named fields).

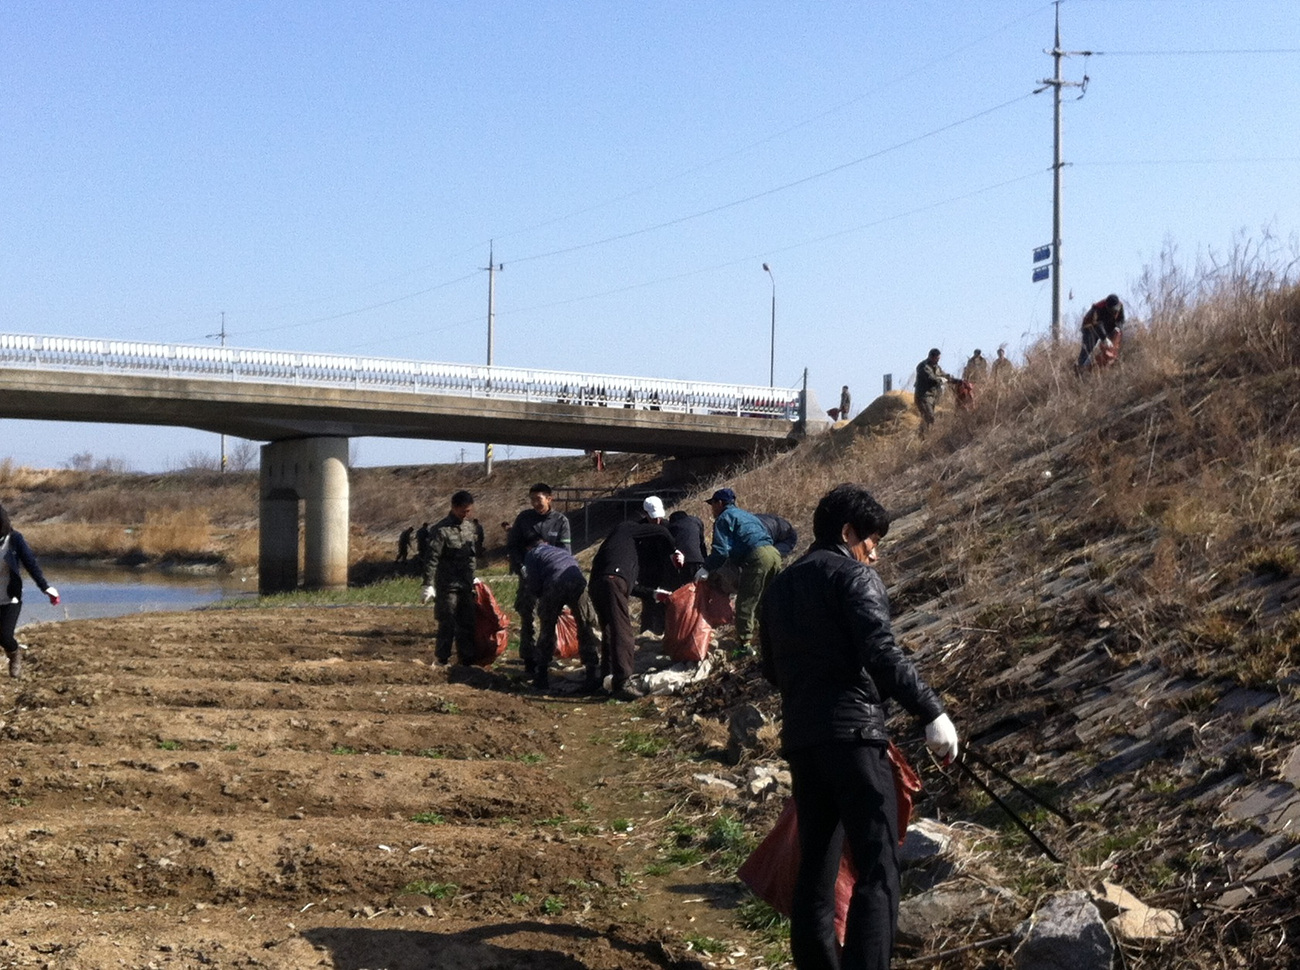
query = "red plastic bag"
xmin=737 ymin=798 xmax=856 ymax=945
xmin=697 ymin=579 xmax=735 ymax=628
xmin=470 ymin=582 xmax=510 ymax=667
xmin=663 ymin=582 xmax=712 ymax=663
xmin=736 ymin=742 xmax=921 ymax=945
xmin=555 ymin=607 xmax=579 ymax=660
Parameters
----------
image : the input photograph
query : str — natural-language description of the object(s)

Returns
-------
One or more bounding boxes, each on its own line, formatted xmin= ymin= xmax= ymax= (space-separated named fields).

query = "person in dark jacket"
xmin=1077 ymin=293 xmax=1125 ymax=371
xmin=0 ymin=506 xmax=59 ymax=679
xmin=505 ymin=483 xmax=572 ymax=675
xmin=914 ymin=348 xmax=953 ymax=429
xmin=759 ymin=484 xmax=958 ymax=970
xmin=754 ymin=512 xmax=799 ymax=558
xmin=667 ymin=509 xmax=709 ymax=587
xmin=589 ymin=519 xmax=682 ymax=699
xmin=701 ymin=488 xmax=782 ymax=655
xmin=522 ymin=534 xmax=601 ymax=692
xmin=419 ymin=491 xmax=480 ymax=665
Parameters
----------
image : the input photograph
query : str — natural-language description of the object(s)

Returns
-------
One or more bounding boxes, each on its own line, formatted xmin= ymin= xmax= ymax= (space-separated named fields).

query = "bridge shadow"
xmin=301 ymin=919 xmax=695 ymax=970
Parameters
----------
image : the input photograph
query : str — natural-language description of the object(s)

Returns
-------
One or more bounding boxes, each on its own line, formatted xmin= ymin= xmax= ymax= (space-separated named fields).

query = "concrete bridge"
xmin=0 ymin=333 xmax=816 ymax=593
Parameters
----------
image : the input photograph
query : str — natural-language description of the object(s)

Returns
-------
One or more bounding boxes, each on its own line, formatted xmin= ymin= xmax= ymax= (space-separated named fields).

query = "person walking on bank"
xmin=962 ymin=349 xmax=988 ymax=384
xmin=759 ymin=484 xmax=959 ymax=970
xmin=700 ymin=488 xmax=782 ymax=656
xmin=522 ymin=534 xmax=602 ymax=693
xmin=913 ymin=348 xmax=953 ymax=430
xmin=839 ymin=385 xmax=852 ymax=421
xmin=505 ymin=483 xmax=572 ymax=676
xmin=395 ymin=526 xmax=414 ymax=564
xmin=0 ymin=506 xmax=59 ymax=679
xmin=420 ymin=491 xmax=480 ymax=665
xmin=590 ymin=519 xmax=683 ymax=700
xmin=991 ymin=346 xmax=1013 ymax=384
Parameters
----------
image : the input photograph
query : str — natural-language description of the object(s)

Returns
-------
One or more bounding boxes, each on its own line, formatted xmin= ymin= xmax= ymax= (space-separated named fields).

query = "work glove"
xmin=45 ymin=587 xmax=60 ymax=605
xmin=925 ymin=713 xmax=959 ymax=766
xmin=473 ymin=577 xmax=483 ymax=586
xmin=420 ymin=585 xmax=436 ymax=605
xmin=671 ymin=550 xmax=685 ymax=568
xmin=694 ymin=567 xmax=709 ymax=582
xmin=652 ymin=589 xmax=671 ymax=604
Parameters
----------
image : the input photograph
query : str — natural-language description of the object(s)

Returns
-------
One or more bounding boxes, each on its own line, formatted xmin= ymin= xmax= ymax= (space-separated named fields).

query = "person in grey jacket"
xmin=759 ymin=484 xmax=957 ymax=970
xmin=0 ymin=506 xmax=59 ymax=679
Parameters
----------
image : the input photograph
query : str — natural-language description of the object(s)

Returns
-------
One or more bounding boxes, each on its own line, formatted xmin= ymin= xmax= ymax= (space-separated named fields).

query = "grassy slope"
xmin=688 ymin=254 xmax=1300 ymax=966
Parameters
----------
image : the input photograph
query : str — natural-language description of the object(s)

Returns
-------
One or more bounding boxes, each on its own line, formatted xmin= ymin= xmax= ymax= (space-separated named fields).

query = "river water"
xmin=16 ymin=566 xmax=257 ymax=628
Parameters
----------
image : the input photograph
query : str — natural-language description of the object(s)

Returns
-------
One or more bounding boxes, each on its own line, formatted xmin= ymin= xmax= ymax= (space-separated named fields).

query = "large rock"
xmin=1014 ymin=891 xmax=1114 ymax=970
xmin=726 ymin=703 xmax=767 ymax=764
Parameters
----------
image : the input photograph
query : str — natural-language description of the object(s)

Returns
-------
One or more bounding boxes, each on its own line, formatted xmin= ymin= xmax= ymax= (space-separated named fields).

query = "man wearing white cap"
xmin=638 ymin=496 xmax=671 ymax=635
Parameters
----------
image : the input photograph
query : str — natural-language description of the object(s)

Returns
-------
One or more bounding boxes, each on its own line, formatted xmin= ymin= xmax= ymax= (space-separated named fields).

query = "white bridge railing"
xmin=0 ymin=333 xmax=802 ymax=420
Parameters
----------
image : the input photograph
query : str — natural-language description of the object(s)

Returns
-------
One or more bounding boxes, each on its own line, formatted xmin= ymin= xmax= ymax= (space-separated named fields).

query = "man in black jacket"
xmin=759 ymin=484 xmax=958 ymax=970
xmin=505 ymin=483 xmax=572 ymax=675
xmin=754 ymin=512 xmax=799 ymax=558
xmin=590 ymin=519 xmax=682 ymax=699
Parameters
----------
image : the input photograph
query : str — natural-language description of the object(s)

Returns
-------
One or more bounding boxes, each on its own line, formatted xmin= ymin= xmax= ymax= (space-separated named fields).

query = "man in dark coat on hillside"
xmin=914 ymin=348 xmax=953 ymax=430
xmin=755 ymin=512 xmax=799 ymax=558
xmin=590 ymin=519 xmax=683 ymax=699
xmin=760 ymin=483 xmax=958 ymax=970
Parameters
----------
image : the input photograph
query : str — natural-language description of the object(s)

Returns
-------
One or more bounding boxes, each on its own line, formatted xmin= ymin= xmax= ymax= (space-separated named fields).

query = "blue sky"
xmin=3 ymin=0 xmax=1298 ymax=471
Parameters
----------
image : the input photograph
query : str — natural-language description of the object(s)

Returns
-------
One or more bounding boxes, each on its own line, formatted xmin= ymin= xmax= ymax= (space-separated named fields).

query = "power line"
xmin=508 ymin=92 xmax=1038 ymax=266
xmin=1090 ymin=48 xmax=1300 ymax=56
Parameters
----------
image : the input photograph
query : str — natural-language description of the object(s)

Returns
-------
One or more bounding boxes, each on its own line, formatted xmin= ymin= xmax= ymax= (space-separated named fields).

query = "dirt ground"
xmin=0 ymin=606 xmax=762 ymax=970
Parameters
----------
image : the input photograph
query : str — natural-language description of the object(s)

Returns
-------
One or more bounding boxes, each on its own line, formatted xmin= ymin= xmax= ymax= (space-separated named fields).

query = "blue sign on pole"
xmin=1032 ymin=265 xmax=1050 ymax=282
xmin=1033 ymin=245 xmax=1052 ymax=263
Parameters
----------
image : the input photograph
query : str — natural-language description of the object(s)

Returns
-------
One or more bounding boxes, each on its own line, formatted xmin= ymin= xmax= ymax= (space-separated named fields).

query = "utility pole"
xmin=483 ymin=242 xmax=503 ymax=476
xmin=1038 ymin=1 xmax=1089 ymax=344
xmin=207 ymin=311 xmax=228 ymax=472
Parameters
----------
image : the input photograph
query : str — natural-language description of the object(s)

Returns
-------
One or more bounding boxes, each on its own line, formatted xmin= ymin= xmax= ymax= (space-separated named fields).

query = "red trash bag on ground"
xmin=555 ymin=607 xmax=579 ymax=660
xmin=470 ymin=582 xmax=510 ymax=667
xmin=663 ymin=582 xmax=712 ymax=663
xmin=736 ymin=742 xmax=921 ymax=945
xmin=697 ymin=579 xmax=735 ymax=629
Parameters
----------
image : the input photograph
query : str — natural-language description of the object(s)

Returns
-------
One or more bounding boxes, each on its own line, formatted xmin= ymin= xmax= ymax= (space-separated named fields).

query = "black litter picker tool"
xmin=951 ymin=744 xmax=1074 ymax=864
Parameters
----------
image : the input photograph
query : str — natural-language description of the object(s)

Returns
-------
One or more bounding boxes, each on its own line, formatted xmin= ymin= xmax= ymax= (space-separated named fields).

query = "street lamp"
xmin=762 ymin=263 xmax=775 ymax=388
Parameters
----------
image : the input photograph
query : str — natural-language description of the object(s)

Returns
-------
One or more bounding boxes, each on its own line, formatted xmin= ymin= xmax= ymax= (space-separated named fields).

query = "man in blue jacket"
xmin=699 ymin=488 xmax=782 ymax=656
xmin=522 ymin=534 xmax=601 ymax=693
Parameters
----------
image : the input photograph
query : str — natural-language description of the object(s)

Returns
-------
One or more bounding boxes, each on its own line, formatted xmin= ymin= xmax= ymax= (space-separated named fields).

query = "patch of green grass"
xmin=644 ymin=861 xmax=673 ymax=876
xmin=419 ymin=748 xmax=447 ymax=759
xmin=432 ymin=698 xmax=462 ymax=715
xmin=403 ymin=879 xmax=459 ymax=899
xmin=617 ymin=730 xmax=668 ymax=757
xmin=8 ymin=796 xmax=31 ymax=808
xmin=536 ymin=815 xmax=568 ymax=827
xmin=573 ymin=798 xmax=593 ymax=814
xmin=517 ymin=752 xmax=543 ymax=765
xmin=736 ymin=896 xmax=789 ymax=938
xmin=511 ymin=892 xmax=531 ymax=905
xmin=221 ymin=743 xmax=238 ymax=751
xmin=157 ymin=740 xmax=183 ymax=751
xmin=684 ymin=933 xmax=728 ymax=957
xmin=411 ymin=812 xmax=446 ymax=825
xmin=611 ymin=818 xmax=633 ymax=833
xmin=567 ymin=822 xmax=597 ymax=835
xmin=384 ymin=748 xmax=403 ymax=756
xmin=665 ymin=847 xmax=705 ymax=868
xmin=331 ymin=745 xmax=359 ymax=755
xmin=541 ymin=895 xmax=564 ymax=915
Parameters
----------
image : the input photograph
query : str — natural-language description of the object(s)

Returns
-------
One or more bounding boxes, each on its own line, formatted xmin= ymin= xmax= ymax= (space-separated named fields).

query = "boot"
xmin=6 ymin=648 xmax=21 ymax=679
xmin=579 ymin=667 xmax=602 ymax=695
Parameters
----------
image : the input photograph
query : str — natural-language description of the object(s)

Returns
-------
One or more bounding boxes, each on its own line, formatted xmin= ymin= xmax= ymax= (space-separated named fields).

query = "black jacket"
xmin=759 ymin=541 xmax=945 ymax=754
xmin=755 ymin=513 xmax=799 ymax=557
xmin=591 ymin=521 xmax=676 ymax=598
xmin=667 ymin=511 xmax=708 ymax=568
xmin=1 ymin=531 xmax=50 ymax=603
xmin=505 ymin=508 xmax=570 ymax=574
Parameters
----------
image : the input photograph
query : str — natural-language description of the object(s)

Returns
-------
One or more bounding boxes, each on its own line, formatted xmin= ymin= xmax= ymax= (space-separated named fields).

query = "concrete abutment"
xmin=258 ymin=437 xmax=350 ymax=594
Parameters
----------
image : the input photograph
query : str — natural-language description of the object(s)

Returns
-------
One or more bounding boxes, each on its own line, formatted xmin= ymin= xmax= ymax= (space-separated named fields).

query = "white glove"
xmin=925 ymin=713 xmax=959 ymax=766
xmin=45 ymin=587 xmax=60 ymax=605
xmin=671 ymin=550 xmax=685 ymax=568
xmin=420 ymin=585 xmax=436 ymax=604
xmin=473 ymin=577 xmax=483 ymax=586
xmin=694 ymin=567 xmax=709 ymax=582
xmin=652 ymin=588 xmax=671 ymax=604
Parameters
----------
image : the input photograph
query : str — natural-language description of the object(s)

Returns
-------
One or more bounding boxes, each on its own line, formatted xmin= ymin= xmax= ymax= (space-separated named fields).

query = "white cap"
xmin=642 ymin=496 xmax=666 ymax=520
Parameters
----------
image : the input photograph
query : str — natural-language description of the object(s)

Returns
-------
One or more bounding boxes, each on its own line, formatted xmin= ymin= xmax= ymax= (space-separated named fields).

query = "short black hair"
xmin=0 ymin=505 xmax=10 ymax=537
xmin=529 ymin=482 xmax=553 ymax=495
xmin=812 ymin=484 xmax=890 ymax=544
xmin=451 ymin=490 xmax=475 ymax=508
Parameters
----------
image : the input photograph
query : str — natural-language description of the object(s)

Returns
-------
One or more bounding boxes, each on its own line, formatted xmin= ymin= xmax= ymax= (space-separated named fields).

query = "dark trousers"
xmin=535 ymin=575 xmax=602 ymax=673
xmin=434 ymin=585 xmax=476 ymax=664
xmin=514 ymin=582 xmax=538 ymax=666
xmin=0 ymin=602 xmax=21 ymax=654
xmin=787 ymin=742 xmax=900 ymax=970
xmin=590 ymin=574 xmax=634 ymax=687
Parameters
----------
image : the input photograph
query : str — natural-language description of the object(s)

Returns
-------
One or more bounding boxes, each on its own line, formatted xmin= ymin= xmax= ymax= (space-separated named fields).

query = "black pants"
xmin=0 ymin=602 xmax=20 ymax=654
xmin=590 ymin=574 xmax=634 ymax=687
xmin=514 ymin=582 xmax=538 ymax=665
xmin=534 ymin=575 xmax=601 ymax=672
xmin=787 ymin=742 xmax=900 ymax=970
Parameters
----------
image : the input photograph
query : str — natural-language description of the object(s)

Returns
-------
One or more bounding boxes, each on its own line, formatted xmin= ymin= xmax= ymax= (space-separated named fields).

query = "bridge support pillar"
xmin=258 ymin=437 xmax=350 ymax=594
